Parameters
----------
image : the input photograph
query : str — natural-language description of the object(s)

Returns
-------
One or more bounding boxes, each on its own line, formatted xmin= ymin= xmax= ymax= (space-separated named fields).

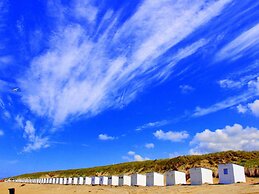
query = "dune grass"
xmin=12 ymin=150 xmax=259 ymax=179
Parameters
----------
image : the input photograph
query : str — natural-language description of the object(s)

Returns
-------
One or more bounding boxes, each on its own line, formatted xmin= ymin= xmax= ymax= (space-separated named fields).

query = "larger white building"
xmin=146 ymin=172 xmax=164 ymax=186
xmin=166 ymin=170 xmax=186 ymax=185
xmin=131 ymin=174 xmax=146 ymax=186
xmin=218 ymin=163 xmax=246 ymax=184
xmin=190 ymin=167 xmax=213 ymax=185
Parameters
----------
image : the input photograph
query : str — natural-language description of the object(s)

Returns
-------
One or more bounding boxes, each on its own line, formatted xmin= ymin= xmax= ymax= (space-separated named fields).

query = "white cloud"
xmin=190 ymin=123 xmax=259 ymax=154
xmin=20 ymin=0 xmax=232 ymax=126
xmin=248 ymin=99 xmax=259 ymax=117
xmin=136 ymin=120 xmax=168 ymax=131
xmin=236 ymin=104 xmax=248 ymax=114
xmin=98 ymin=134 xmax=115 ymax=141
xmin=218 ymin=79 xmax=242 ymax=89
xmin=179 ymin=85 xmax=194 ymax=94
xmin=193 ymin=77 xmax=259 ymax=117
xmin=0 ymin=129 xmax=4 ymax=136
xmin=216 ymin=23 xmax=259 ymax=61
xmin=145 ymin=143 xmax=154 ymax=149
xmin=72 ymin=0 xmax=98 ymax=23
xmin=134 ymin=154 xmax=149 ymax=162
xmin=15 ymin=115 xmax=24 ymax=128
xmin=128 ymin=151 xmax=135 ymax=156
xmin=23 ymin=121 xmax=49 ymax=152
xmin=154 ymin=129 xmax=189 ymax=142
xmin=123 ymin=151 xmax=149 ymax=161
xmin=0 ymin=98 xmax=11 ymax=120
xmin=248 ymin=77 xmax=259 ymax=94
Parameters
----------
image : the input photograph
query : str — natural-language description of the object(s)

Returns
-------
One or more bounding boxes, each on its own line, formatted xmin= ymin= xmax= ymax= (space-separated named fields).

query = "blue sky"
xmin=0 ymin=0 xmax=259 ymax=178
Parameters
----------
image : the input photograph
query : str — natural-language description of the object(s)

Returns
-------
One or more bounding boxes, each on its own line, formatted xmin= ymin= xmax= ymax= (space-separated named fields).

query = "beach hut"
xmin=146 ymin=172 xmax=164 ymax=186
xmin=166 ymin=170 xmax=186 ymax=185
xmin=84 ymin=177 xmax=92 ymax=185
xmin=73 ymin=177 xmax=79 ymax=185
xmin=68 ymin=177 xmax=73 ymax=185
xmin=49 ymin=178 xmax=53 ymax=184
xmin=55 ymin=178 xmax=59 ymax=184
xmin=53 ymin=178 xmax=57 ymax=184
xmin=99 ymin=176 xmax=108 ymax=185
xmin=63 ymin=178 xmax=68 ymax=185
xmin=218 ymin=163 xmax=246 ymax=184
xmin=190 ymin=167 xmax=213 ymax=185
xmin=59 ymin=178 xmax=64 ymax=184
xmin=108 ymin=176 xmax=119 ymax=186
xmin=91 ymin=176 xmax=100 ymax=185
xmin=119 ymin=175 xmax=131 ymax=186
xmin=78 ymin=177 xmax=84 ymax=185
xmin=131 ymin=174 xmax=146 ymax=186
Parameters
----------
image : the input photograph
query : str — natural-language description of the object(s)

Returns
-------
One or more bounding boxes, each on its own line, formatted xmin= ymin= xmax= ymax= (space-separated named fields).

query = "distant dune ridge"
xmin=11 ymin=151 xmax=259 ymax=179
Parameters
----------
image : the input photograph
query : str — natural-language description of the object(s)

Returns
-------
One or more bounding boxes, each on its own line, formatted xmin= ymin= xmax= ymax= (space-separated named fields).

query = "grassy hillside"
xmin=12 ymin=150 xmax=259 ymax=179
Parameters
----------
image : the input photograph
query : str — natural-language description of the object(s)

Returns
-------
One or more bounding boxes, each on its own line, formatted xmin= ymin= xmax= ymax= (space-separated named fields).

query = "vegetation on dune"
xmin=12 ymin=150 xmax=259 ymax=179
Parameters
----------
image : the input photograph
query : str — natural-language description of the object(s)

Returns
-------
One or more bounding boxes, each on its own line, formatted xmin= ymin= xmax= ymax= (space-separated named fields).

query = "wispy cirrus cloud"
xmin=19 ymin=0 xmax=232 ymax=126
xmin=21 ymin=120 xmax=49 ymax=152
xmin=136 ymin=120 xmax=169 ymax=131
xmin=216 ymin=23 xmax=259 ymax=61
xmin=193 ymin=77 xmax=259 ymax=117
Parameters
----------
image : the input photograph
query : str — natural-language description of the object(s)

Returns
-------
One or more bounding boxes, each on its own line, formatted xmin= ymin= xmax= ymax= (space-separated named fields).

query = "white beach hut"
xmin=131 ymin=174 xmax=146 ymax=186
xmin=119 ymin=175 xmax=131 ymax=186
xmin=190 ymin=167 xmax=213 ymax=185
xmin=73 ymin=177 xmax=79 ymax=185
xmin=108 ymin=176 xmax=119 ymax=186
xmin=91 ymin=176 xmax=100 ymax=185
xmin=99 ymin=176 xmax=108 ymax=185
xmin=49 ymin=178 xmax=53 ymax=184
xmin=218 ymin=163 xmax=246 ymax=184
xmin=55 ymin=178 xmax=59 ymax=184
xmin=59 ymin=178 xmax=64 ymax=184
xmin=78 ymin=177 xmax=84 ymax=185
xmin=146 ymin=172 xmax=164 ymax=186
xmin=53 ymin=178 xmax=56 ymax=184
xmin=63 ymin=178 xmax=68 ymax=185
xmin=68 ymin=177 xmax=73 ymax=185
xmin=166 ymin=170 xmax=186 ymax=185
xmin=84 ymin=177 xmax=92 ymax=185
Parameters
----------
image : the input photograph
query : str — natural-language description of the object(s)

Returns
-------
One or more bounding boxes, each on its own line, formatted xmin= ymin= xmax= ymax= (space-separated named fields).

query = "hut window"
xmin=223 ymin=168 xmax=228 ymax=174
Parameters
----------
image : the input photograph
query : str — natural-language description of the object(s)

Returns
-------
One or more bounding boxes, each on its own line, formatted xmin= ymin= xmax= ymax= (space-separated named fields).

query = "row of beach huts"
xmin=7 ymin=163 xmax=246 ymax=186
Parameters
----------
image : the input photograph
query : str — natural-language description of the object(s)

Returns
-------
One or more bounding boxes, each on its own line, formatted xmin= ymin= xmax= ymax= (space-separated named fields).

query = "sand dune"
xmin=1 ymin=178 xmax=259 ymax=194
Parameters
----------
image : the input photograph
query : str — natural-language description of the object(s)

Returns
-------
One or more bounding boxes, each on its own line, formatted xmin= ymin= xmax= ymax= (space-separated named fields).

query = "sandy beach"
xmin=1 ymin=178 xmax=259 ymax=194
